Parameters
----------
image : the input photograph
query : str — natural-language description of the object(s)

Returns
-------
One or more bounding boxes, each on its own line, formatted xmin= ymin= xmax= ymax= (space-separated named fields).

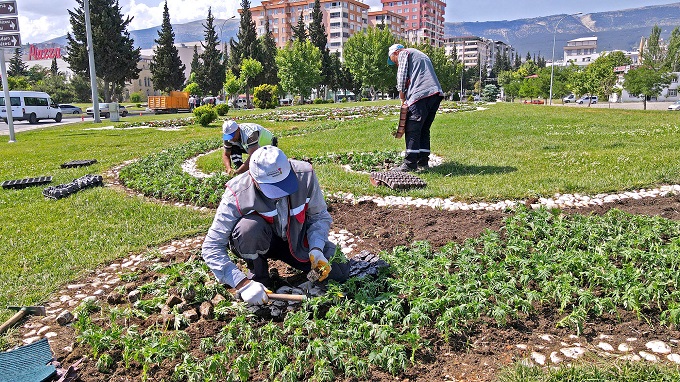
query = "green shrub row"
xmin=118 ymin=138 xmax=230 ymax=207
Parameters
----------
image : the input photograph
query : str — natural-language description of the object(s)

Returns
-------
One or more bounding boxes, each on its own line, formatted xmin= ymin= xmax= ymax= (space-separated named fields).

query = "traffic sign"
xmin=0 ymin=33 xmax=20 ymax=47
xmin=0 ymin=1 xmax=17 ymax=16
xmin=0 ymin=17 xmax=18 ymax=32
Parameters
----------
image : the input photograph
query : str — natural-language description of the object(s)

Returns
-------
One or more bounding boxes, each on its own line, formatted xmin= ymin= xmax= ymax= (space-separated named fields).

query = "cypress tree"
xmin=50 ymin=58 xmax=59 ymax=76
xmin=291 ymin=12 xmax=307 ymax=42
xmin=8 ymin=48 xmax=27 ymax=76
xmin=196 ymin=8 xmax=225 ymax=97
xmin=150 ymin=1 xmax=186 ymax=93
xmin=235 ymin=0 xmax=258 ymax=61
xmin=65 ymin=0 xmax=141 ymax=102
xmin=255 ymin=13 xmax=278 ymax=85
xmin=309 ymin=0 xmax=331 ymax=92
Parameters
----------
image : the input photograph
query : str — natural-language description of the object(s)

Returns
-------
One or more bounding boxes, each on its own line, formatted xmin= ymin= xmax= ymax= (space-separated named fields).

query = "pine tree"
xmin=309 ymin=0 xmax=331 ymax=92
xmin=196 ymin=8 xmax=225 ymax=97
xmin=50 ymin=58 xmax=59 ymax=76
xmin=150 ymin=1 xmax=186 ymax=94
xmin=291 ymin=12 xmax=307 ymax=42
xmin=65 ymin=0 xmax=141 ymax=102
xmin=8 ymin=48 xmax=27 ymax=76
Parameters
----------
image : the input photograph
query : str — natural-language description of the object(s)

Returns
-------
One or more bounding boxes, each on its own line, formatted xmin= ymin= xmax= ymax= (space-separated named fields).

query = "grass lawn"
xmin=1 ymin=101 xmax=680 ymax=378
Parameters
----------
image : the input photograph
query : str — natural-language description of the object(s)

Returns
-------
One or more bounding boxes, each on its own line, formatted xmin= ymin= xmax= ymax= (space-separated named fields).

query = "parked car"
xmin=562 ymin=94 xmax=576 ymax=103
xmin=86 ymin=103 xmax=127 ymax=118
xmin=0 ymin=91 xmax=62 ymax=123
xmin=59 ymin=104 xmax=83 ymax=114
xmin=577 ymin=95 xmax=598 ymax=104
xmin=668 ymin=100 xmax=680 ymax=111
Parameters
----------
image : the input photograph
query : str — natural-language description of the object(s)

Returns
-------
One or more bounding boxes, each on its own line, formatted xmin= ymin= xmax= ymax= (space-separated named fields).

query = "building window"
xmin=668 ymin=89 xmax=678 ymax=97
xmin=350 ymin=14 xmax=354 ymax=20
xmin=330 ymin=12 xmax=340 ymax=18
xmin=331 ymin=32 xmax=340 ymax=38
xmin=330 ymin=22 xmax=341 ymax=28
xmin=673 ymin=75 xmax=679 ymax=83
xmin=350 ymin=4 xmax=354 ymax=10
xmin=412 ymin=15 xmax=417 ymax=19
xmin=330 ymin=42 xmax=341 ymax=47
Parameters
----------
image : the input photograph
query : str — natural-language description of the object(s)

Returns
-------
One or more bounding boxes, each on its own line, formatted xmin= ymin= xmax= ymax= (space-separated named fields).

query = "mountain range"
xmin=43 ymin=2 xmax=680 ymax=59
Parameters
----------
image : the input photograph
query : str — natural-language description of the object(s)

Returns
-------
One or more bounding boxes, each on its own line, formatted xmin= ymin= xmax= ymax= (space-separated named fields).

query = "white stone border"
xmin=330 ymin=185 xmax=680 ymax=211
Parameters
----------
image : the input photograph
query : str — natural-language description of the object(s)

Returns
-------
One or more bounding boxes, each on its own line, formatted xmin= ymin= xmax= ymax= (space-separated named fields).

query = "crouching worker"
xmin=222 ymin=120 xmax=278 ymax=175
xmin=202 ymin=146 xmax=349 ymax=305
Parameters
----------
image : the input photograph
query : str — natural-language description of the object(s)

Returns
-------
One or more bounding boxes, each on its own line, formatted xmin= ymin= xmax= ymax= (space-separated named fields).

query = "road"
xmin=0 ymin=114 xmax=148 ymax=137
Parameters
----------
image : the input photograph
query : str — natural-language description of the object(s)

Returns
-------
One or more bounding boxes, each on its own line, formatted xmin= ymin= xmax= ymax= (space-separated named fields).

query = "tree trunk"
xmin=644 ymin=98 xmax=647 ymax=110
xmin=103 ymin=81 xmax=111 ymax=103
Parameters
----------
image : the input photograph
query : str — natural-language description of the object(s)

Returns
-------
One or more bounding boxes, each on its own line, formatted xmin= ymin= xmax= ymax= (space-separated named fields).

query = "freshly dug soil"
xmin=22 ymin=194 xmax=680 ymax=381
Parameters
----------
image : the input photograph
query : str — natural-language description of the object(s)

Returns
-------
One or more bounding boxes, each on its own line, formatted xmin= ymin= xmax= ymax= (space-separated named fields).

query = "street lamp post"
xmin=549 ymin=12 xmax=581 ymax=105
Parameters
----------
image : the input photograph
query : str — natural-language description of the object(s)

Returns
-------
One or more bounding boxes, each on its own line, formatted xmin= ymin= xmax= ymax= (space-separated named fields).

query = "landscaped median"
xmin=3 ymin=101 xmax=680 ymax=380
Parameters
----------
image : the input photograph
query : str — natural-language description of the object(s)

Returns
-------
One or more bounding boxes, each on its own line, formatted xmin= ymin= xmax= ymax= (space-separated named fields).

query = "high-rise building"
xmin=249 ymin=0 xmax=370 ymax=59
xmin=380 ymin=0 xmax=445 ymax=46
xmin=444 ymin=36 xmax=514 ymax=74
xmin=367 ymin=10 xmax=406 ymax=40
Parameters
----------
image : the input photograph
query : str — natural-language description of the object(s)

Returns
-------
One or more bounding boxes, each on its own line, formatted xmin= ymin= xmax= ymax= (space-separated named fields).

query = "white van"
xmin=0 ymin=91 xmax=63 ymax=124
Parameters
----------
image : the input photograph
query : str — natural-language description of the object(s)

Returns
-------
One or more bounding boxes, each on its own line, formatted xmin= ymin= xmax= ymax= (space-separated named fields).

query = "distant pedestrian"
xmin=387 ymin=44 xmax=444 ymax=172
xmin=189 ymin=95 xmax=196 ymax=111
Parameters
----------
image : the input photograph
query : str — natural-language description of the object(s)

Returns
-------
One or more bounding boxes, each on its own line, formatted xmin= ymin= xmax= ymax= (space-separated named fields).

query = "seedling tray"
xmin=43 ymin=174 xmax=103 ymax=200
xmin=370 ymin=171 xmax=427 ymax=190
xmin=60 ymin=159 xmax=98 ymax=168
xmin=1 ymin=176 xmax=53 ymax=189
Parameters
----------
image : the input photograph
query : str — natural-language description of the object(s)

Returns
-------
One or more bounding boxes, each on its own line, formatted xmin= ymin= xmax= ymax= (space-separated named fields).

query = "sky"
xmin=17 ymin=0 xmax=679 ymax=44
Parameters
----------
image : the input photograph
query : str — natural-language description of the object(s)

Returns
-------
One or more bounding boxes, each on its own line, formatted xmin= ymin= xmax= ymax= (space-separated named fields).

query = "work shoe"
xmin=391 ymin=163 xmax=417 ymax=172
xmin=417 ymin=163 xmax=430 ymax=172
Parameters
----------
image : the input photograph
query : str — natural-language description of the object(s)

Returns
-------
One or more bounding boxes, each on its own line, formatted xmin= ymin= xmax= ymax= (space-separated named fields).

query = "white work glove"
xmin=237 ymin=281 xmax=269 ymax=305
xmin=309 ymin=248 xmax=331 ymax=282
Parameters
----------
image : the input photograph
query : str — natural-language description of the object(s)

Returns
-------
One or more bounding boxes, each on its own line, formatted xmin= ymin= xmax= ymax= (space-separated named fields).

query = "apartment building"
xmin=367 ymin=10 xmax=406 ymax=40
xmin=379 ymin=0 xmax=445 ymax=46
xmin=564 ymin=36 xmax=599 ymax=66
xmin=444 ymin=36 xmax=488 ymax=69
xmin=249 ymin=0 xmax=369 ymax=58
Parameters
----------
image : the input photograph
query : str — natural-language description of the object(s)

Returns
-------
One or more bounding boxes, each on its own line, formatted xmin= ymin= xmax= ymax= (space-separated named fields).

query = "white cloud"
xmin=123 ymin=0 xmax=240 ymax=32
xmin=19 ymin=15 xmax=69 ymax=44
xmin=20 ymin=0 xmax=241 ymax=44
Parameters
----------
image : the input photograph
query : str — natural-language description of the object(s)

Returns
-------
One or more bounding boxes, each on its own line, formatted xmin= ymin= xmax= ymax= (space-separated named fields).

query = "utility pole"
xmin=83 ymin=0 xmax=101 ymax=122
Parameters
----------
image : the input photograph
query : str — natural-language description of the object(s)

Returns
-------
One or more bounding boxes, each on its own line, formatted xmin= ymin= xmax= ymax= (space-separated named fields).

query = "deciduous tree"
xmin=624 ymin=66 xmax=674 ymax=110
xmin=276 ymin=40 xmax=321 ymax=103
xmin=343 ymin=27 xmax=396 ymax=100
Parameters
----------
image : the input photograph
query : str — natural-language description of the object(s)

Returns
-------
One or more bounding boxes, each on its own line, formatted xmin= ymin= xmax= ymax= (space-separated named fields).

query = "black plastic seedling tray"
xmin=60 ymin=159 xmax=98 ymax=168
xmin=370 ymin=171 xmax=427 ymax=190
xmin=1 ymin=176 xmax=53 ymax=190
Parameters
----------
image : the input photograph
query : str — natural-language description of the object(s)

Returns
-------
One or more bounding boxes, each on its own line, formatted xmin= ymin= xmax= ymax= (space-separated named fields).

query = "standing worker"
xmin=202 ymin=146 xmax=350 ymax=305
xmin=387 ymin=44 xmax=444 ymax=172
xmin=222 ymin=120 xmax=278 ymax=175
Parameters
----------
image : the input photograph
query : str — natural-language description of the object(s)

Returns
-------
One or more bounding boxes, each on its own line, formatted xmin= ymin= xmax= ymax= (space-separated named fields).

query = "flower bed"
xmin=116 ymin=117 xmax=196 ymax=129
xmin=119 ymin=139 xmax=229 ymax=207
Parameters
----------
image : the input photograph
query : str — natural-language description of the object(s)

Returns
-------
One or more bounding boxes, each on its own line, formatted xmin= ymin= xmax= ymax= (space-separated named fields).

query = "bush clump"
xmin=193 ymin=105 xmax=218 ymax=127
xmin=253 ymin=84 xmax=279 ymax=109
xmin=215 ymin=103 xmax=229 ymax=116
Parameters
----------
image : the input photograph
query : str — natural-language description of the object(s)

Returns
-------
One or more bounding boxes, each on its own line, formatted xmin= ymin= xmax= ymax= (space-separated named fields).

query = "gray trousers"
xmin=231 ymin=215 xmax=349 ymax=288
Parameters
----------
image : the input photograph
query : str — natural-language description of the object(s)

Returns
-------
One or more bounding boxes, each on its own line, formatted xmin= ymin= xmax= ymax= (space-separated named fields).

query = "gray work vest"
xmin=226 ymin=160 xmax=315 ymax=262
xmin=404 ymin=48 xmax=443 ymax=106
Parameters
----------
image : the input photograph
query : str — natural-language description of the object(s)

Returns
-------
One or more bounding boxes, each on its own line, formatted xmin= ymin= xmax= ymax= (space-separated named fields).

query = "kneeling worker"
xmin=222 ymin=120 xmax=277 ymax=175
xmin=202 ymin=146 xmax=350 ymax=305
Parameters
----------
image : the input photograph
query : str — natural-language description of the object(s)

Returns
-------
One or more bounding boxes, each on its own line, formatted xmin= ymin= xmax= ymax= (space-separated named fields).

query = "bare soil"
xmin=19 ymin=194 xmax=680 ymax=381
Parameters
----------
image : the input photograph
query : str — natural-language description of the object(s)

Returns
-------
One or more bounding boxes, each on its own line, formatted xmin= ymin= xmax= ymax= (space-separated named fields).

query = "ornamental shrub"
xmin=253 ymin=84 xmax=279 ymax=109
xmin=193 ymin=105 xmax=218 ymax=127
xmin=215 ymin=103 xmax=229 ymax=116
xmin=130 ymin=92 xmax=143 ymax=103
